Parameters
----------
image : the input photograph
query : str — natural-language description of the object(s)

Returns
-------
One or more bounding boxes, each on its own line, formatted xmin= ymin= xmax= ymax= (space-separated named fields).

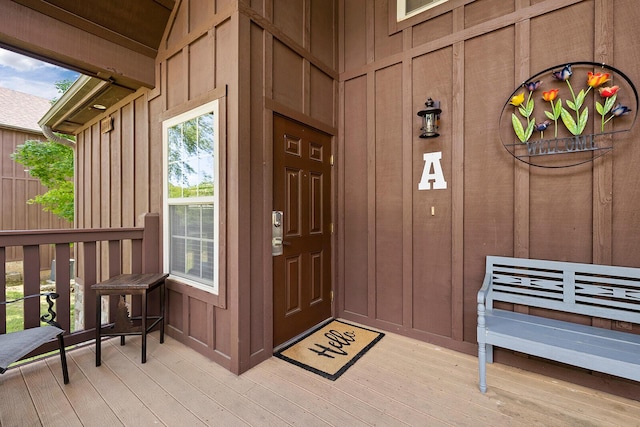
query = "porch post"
xmin=141 ymin=213 xmax=161 ymax=274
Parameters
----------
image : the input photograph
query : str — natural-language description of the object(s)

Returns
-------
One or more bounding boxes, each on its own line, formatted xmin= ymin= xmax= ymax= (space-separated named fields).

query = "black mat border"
xmin=274 ymin=319 xmax=385 ymax=381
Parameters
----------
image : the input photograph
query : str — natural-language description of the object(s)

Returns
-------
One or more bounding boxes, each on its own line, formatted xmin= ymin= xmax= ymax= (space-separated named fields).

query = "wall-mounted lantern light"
xmin=417 ymin=98 xmax=441 ymax=138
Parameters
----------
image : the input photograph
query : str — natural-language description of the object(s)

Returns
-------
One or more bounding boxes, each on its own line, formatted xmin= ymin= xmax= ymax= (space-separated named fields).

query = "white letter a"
xmin=418 ymin=152 xmax=447 ymax=190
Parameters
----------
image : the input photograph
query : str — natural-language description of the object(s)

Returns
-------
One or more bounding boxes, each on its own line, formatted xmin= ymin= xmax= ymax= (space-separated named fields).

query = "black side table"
xmin=92 ymin=273 xmax=169 ymax=366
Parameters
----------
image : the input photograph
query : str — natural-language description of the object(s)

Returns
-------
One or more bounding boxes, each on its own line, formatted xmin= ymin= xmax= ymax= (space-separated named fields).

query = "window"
xmin=397 ymin=0 xmax=449 ymax=21
xmin=163 ymin=100 xmax=220 ymax=294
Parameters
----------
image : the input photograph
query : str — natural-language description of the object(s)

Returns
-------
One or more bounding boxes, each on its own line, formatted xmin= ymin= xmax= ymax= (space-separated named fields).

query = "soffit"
xmin=12 ymin=0 xmax=174 ymax=57
xmin=39 ymin=75 xmax=135 ymax=135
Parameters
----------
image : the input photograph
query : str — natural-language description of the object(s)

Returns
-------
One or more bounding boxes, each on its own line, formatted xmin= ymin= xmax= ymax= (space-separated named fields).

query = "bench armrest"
xmin=477 ymin=273 xmax=491 ymax=306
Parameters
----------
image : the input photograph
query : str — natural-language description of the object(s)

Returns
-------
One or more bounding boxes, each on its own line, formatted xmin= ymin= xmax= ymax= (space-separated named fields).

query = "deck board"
xmin=151 ymin=337 xmax=287 ymax=426
xmin=1 ymin=325 xmax=639 ymax=427
xmin=21 ymin=362 xmax=82 ymax=427
xmin=70 ymin=343 xmax=162 ymax=425
xmin=0 ymin=368 xmax=41 ymax=426
xmin=45 ymin=355 xmax=122 ymax=427
xmin=100 ymin=340 xmax=208 ymax=426
xmin=254 ymin=358 xmax=426 ymax=426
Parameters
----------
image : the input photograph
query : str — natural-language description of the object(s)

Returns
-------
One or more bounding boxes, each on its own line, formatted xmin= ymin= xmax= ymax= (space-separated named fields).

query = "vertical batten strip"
xmin=514 ymin=0 xmax=530 ymax=261
xmin=451 ymin=5 xmax=465 ymax=341
xmin=592 ymin=0 xmax=614 ymax=330
xmin=367 ymin=70 xmax=377 ymax=318
xmin=592 ymin=0 xmax=613 ymax=266
xmin=402 ymin=27 xmax=413 ymax=328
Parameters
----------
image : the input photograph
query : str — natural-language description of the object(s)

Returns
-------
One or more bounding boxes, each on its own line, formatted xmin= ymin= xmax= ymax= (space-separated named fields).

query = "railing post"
xmin=23 ymin=245 xmax=41 ymax=329
xmin=108 ymin=240 xmax=122 ymax=322
xmin=141 ymin=213 xmax=161 ymax=274
xmin=83 ymin=241 xmax=98 ymax=330
xmin=0 ymin=247 xmax=6 ymax=334
xmin=54 ymin=243 xmax=72 ymax=333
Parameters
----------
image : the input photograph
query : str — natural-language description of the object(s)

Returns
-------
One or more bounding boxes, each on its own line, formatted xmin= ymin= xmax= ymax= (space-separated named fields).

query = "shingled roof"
xmin=0 ymin=87 xmax=50 ymax=133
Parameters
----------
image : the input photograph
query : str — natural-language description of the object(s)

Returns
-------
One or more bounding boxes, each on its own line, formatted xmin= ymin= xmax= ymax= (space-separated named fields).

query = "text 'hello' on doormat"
xmin=274 ymin=319 xmax=384 ymax=381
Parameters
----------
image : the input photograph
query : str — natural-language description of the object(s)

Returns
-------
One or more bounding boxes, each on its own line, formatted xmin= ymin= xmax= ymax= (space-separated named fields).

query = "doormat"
xmin=274 ymin=319 xmax=384 ymax=381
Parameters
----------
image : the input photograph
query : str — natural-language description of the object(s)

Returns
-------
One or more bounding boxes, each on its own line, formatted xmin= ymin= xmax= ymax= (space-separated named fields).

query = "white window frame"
xmin=397 ymin=0 xmax=449 ymax=21
xmin=162 ymin=99 xmax=221 ymax=295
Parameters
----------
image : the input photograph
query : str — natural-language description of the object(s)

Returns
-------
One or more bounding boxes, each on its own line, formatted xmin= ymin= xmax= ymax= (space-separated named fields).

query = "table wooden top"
xmin=91 ymin=273 xmax=169 ymax=291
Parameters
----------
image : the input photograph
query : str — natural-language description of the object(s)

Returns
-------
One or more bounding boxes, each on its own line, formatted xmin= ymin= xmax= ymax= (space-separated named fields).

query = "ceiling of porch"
xmin=11 ymin=0 xmax=174 ymax=59
xmin=1 ymin=0 xmax=175 ymax=133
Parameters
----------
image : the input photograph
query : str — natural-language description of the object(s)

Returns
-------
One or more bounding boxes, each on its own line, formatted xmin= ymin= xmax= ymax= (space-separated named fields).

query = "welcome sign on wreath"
xmin=499 ymin=62 xmax=638 ymax=168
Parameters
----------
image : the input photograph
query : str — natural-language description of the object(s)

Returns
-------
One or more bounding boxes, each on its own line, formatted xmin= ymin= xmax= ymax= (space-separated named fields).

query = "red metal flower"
xmin=599 ymin=86 xmax=620 ymax=97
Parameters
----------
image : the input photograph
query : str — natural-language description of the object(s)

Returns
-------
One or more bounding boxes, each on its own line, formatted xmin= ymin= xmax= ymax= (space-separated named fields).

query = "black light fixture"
xmin=417 ymin=98 xmax=441 ymax=138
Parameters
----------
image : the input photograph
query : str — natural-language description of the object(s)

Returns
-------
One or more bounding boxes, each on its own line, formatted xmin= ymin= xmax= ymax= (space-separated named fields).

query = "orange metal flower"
xmin=542 ymin=89 xmax=559 ymax=102
xmin=599 ymin=86 xmax=620 ymax=97
xmin=587 ymin=72 xmax=610 ymax=88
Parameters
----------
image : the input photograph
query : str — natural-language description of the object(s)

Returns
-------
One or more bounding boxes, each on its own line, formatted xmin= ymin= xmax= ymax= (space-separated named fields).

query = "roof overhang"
xmin=38 ymin=75 xmax=134 ymax=134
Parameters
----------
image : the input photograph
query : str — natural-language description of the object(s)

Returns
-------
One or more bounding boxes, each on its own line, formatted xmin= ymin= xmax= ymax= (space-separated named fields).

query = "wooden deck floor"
xmin=1 ymin=326 xmax=639 ymax=427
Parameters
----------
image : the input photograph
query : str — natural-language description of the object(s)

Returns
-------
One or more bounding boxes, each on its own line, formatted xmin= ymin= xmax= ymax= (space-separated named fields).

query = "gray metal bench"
xmin=477 ymin=256 xmax=640 ymax=393
xmin=0 ymin=292 xmax=69 ymax=384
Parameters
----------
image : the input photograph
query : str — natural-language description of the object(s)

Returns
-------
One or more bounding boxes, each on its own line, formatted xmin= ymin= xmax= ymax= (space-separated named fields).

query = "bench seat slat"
xmin=485 ymin=310 xmax=640 ymax=382
xmin=488 ymin=309 xmax=640 ymax=344
xmin=487 ymin=310 xmax=640 ymax=357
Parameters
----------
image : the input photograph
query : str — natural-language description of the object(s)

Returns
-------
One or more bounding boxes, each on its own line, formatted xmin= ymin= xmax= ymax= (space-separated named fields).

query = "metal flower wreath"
xmin=499 ymin=61 xmax=638 ymax=168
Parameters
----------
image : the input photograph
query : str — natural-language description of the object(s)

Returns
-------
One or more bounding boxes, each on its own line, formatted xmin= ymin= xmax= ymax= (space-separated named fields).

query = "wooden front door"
xmin=273 ymin=115 xmax=332 ymax=347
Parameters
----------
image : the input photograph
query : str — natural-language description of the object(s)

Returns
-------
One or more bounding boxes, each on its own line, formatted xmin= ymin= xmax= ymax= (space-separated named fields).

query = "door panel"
xmin=273 ymin=116 xmax=332 ymax=347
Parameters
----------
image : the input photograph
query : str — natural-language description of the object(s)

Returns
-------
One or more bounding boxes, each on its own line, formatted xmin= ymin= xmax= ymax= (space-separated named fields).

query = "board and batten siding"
xmin=339 ymin=0 xmax=640 ymax=398
xmin=73 ymin=0 xmax=339 ymax=374
xmin=0 ymin=128 xmax=69 ymax=267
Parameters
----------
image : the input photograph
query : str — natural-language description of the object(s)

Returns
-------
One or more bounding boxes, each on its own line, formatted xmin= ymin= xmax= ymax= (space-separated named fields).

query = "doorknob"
xmin=272 ymin=211 xmax=284 ymax=256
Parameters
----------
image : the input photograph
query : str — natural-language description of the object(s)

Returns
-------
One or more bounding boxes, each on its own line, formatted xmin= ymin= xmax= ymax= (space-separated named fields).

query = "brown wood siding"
xmin=0 ymin=128 xmax=70 ymax=266
xmin=242 ymin=0 xmax=338 ymax=372
xmin=342 ymin=0 xmax=368 ymax=72
xmin=249 ymin=20 xmax=267 ymax=357
xmin=374 ymin=64 xmax=404 ymax=325
xmin=462 ymin=27 xmax=515 ymax=342
xmin=74 ymin=91 xmax=156 ymax=279
xmin=464 ymin=0 xmax=515 ymax=28
xmin=273 ymin=40 xmax=304 ymax=111
xmin=74 ymin=0 xmax=238 ymax=367
xmin=612 ymin=0 xmax=640 ymax=267
xmin=339 ymin=0 xmax=640 ymax=397
xmin=342 ymin=76 xmax=368 ymax=316
xmin=412 ymin=47 xmax=453 ymax=337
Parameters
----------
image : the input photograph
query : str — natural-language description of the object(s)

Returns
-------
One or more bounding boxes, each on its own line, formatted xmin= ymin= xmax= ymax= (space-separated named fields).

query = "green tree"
xmin=50 ymin=79 xmax=74 ymax=104
xmin=11 ymin=140 xmax=74 ymax=222
xmin=11 ymin=78 xmax=76 ymax=222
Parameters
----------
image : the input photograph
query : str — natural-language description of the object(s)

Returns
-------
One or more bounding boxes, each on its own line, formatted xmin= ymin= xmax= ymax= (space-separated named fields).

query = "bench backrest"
xmin=485 ymin=256 xmax=640 ymax=324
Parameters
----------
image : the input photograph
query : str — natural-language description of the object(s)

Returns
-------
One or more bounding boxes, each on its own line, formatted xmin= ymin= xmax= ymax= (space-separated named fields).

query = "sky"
xmin=0 ymin=47 xmax=80 ymax=100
